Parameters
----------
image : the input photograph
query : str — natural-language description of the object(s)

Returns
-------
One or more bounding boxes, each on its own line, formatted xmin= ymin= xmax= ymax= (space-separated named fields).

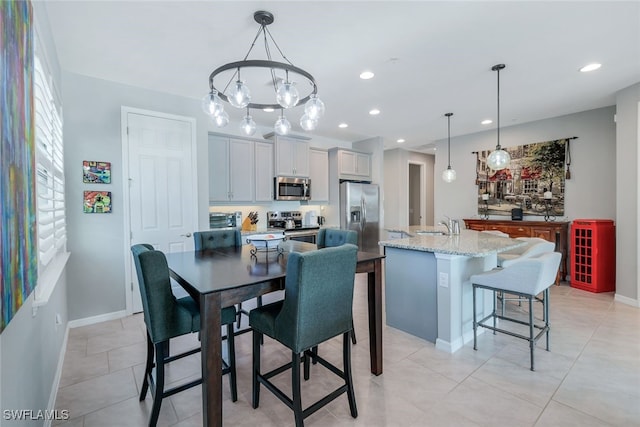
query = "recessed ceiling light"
xmin=369 ymin=109 xmax=380 ymax=115
xmin=360 ymin=71 xmax=375 ymax=80
xmin=263 ymin=107 xmax=275 ymax=112
xmin=481 ymin=119 xmax=493 ymax=125
xmin=397 ymin=139 xmax=405 ymax=143
xmin=338 ymin=123 xmax=348 ymax=128
xmin=580 ymin=63 xmax=602 ymax=72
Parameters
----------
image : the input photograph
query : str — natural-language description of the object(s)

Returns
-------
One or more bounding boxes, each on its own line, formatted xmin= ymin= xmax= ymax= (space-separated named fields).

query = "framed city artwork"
xmin=476 ymin=139 xmax=568 ymax=218
xmin=83 ymin=160 xmax=111 ymax=184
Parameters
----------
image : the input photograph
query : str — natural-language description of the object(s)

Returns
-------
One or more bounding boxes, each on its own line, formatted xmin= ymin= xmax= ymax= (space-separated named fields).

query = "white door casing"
xmin=122 ymin=107 xmax=198 ymax=313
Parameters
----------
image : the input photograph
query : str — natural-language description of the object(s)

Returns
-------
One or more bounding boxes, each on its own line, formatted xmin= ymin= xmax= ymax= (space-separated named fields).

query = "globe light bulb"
xmin=304 ymin=94 xmax=325 ymax=119
xmin=240 ymin=114 xmax=256 ymax=136
xmin=201 ymin=90 xmax=224 ymax=117
xmin=276 ymin=82 xmax=299 ymax=109
xmin=487 ymin=148 xmax=511 ymax=170
xmin=299 ymin=114 xmax=317 ymax=131
xmin=274 ymin=115 xmax=291 ymax=135
xmin=228 ymin=80 xmax=251 ymax=108
xmin=213 ymin=110 xmax=229 ymax=128
xmin=442 ymin=167 xmax=457 ymax=183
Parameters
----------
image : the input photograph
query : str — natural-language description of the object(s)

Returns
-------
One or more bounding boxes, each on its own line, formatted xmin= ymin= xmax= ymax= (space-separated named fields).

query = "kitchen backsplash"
xmin=208 ymin=202 xmax=331 ymax=231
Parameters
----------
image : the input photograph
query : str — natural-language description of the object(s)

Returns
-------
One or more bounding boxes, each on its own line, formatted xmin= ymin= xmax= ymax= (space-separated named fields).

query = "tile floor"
xmin=54 ymin=275 xmax=640 ymax=426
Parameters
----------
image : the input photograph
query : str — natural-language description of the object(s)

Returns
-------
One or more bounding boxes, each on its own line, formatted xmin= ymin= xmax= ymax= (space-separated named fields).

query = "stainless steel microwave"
xmin=274 ymin=176 xmax=311 ymax=201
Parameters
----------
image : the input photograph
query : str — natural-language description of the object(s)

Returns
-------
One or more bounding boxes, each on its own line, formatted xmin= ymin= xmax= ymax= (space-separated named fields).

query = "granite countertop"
xmin=379 ymin=228 xmax=525 ymax=257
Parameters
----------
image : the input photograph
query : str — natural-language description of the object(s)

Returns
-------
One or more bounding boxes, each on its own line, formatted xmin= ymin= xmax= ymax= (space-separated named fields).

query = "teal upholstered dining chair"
xmin=131 ymin=244 xmax=237 ymax=427
xmin=193 ymin=229 xmax=261 ymax=329
xmin=316 ymin=228 xmax=358 ymax=344
xmin=250 ymin=244 xmax=359 ymax=427
xmin=316 ymin=228 xmax=358 ymax=249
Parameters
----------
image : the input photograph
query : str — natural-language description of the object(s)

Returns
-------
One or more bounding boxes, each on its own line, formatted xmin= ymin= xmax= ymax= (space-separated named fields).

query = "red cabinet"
xmin=570 ymin=219 xmax=616 ymax=293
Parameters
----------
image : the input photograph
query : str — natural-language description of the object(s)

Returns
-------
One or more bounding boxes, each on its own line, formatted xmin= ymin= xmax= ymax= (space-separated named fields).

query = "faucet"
xmin=439 ymin=216 xmax=460 ymax=235
xmin=439 ymin=215 xmax=452 ymax=235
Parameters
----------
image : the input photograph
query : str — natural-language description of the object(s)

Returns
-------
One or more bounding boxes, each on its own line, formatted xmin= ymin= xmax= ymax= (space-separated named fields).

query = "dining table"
xmin=165 ymin=240 xmax=385 ymax=427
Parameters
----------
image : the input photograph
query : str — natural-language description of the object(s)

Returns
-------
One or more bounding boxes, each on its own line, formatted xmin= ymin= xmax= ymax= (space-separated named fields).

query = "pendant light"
xmin=442 ymin=113 xmax=456 ymax=183
xmin=486 ymin=64 xmax=511 ymax=170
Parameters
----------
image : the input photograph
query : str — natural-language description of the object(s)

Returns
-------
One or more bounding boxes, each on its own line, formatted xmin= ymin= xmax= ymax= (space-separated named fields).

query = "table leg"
xmin=200 ymin=293 xmax=223 ymax=427
xmin=367 ymin=259 xmax=383 ymax=375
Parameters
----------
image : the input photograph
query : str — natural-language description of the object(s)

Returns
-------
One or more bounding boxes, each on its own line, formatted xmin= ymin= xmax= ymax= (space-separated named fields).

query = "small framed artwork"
xmin=84 ymin=191 xmax=112 ymax=213
xmin=83 ymin=160 xmax=111 ymax=184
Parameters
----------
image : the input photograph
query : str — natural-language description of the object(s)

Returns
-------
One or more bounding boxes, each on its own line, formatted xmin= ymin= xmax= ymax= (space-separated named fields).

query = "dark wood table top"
xmin=166 ymin=240 xmax=384 ymax=296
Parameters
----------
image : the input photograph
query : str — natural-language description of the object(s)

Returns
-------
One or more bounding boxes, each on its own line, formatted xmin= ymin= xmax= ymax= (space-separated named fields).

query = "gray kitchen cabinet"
xmin=329 ymin=148 xmax=371 ymax=181
xmin=254 ymin=141 xmax=274 ymax=202
xmin=272 ymin=135 xmax=310 ymax=177
xmin=209 ymin=135 xmax=254 ymax=203
xmin=309 ymin=148 xmax=329 ymax=202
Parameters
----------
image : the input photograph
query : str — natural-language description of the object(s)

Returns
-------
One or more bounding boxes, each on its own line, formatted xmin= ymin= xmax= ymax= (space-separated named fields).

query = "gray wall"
xmin=615 ymin=83 xmax=640 ymax=302
xmin=0 ymin=3 xmax=69 ymax=423
xmin=432 ymin=106 xmax=638 ymax=299
xmin=62 ymin=72 xmax=214 ymax=320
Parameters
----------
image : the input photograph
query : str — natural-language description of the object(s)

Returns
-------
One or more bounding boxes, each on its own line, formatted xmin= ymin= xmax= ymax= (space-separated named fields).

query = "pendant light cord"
xmin=447 ymin=114 xmax=452 ymax=168
xmin=496 ymin=66 xmax=501 ymax=150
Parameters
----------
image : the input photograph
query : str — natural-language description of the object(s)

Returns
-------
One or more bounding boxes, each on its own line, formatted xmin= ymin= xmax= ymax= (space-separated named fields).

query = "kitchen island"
xmin=379 ymin=227 xmax=524 ymax=353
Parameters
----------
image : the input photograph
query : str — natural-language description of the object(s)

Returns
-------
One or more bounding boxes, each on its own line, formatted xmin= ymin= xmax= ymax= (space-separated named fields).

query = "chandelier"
xmin=202 ymin=11 xmax=325 ymax=137
xmin=486 ymin=64 xmax=511 ymax=170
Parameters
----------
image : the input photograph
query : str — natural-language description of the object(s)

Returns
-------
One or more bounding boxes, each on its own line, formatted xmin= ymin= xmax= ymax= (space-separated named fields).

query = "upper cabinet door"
xmin=255 ymin=141 xmax=274 ymax=202
xmin=333 ymin=149 xmax=372 ymax=181
xmin=274 ymin=136 xmax=310 ymax=177
xmin=209 ymin=135 xmax=231 ymax=202
xmin=228 ymin=138 xmax=254 ymax=202
xmin=208 ymin=135 xmax=254 ymax=203
xmin=309 ymin=149 xmax=329 ymax=201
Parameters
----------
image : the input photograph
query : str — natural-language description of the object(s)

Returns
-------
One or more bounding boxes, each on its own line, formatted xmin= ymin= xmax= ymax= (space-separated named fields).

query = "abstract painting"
xmin=0 ymin=0 xmax=37 ymax=332
xmin=83 ymin=160 xmax=111 ymax=184
xmin=476 ymin=139 xmax=568 ymax=219
xmin=84 ymin=191 xmax=112 ymax=213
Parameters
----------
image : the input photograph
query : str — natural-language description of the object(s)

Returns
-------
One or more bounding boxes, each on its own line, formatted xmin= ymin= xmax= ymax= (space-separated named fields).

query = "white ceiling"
xmin=42 ymin=1 xmax=640 ymax=152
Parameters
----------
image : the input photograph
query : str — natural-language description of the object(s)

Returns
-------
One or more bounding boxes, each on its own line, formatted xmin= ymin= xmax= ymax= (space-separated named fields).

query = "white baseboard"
xmin=44 ymin=325 xmax=69 ymax=427
xmin=68 ymin=310 xmax=128 ymax=329
xmin=614 ymin=293 xmax=640 ymax=307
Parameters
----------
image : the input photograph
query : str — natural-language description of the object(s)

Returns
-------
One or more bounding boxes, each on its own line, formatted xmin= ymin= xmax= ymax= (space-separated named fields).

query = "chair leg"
xmin=544 ymin=288 xmax=550 ymax=351
xmin=226 ymin=323 xmax=238 ymax=402
xmin=236 ymin=303 xmax=243 ymax=328
xmin=343 ymin=332 xmax=358 ymax=418
xmin=291 ymin=352 xmax=304 ymax=427
xmin=529 ymin=296 xmax=535 ymax=371
xmin=252 ymin=331 xmax=261 ymax=409
xmin=140 ymin=332 xmax=154 ymax=401
xmin=149 ymin=342 xmax=167 ymax=427
xmin=351 ymin=320 xmax=357 ymax=345
xmin=472 ymin=284 xmax=478 ymax=351
xmin=303 ymin=349 xmax=311 ymax=381
xmin=492 ymin=289 xmax=497 ymax=334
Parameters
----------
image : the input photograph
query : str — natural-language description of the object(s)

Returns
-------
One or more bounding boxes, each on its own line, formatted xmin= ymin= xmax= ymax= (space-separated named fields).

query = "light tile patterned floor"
xmin=54 ymin=275 xmax=640 ymax=426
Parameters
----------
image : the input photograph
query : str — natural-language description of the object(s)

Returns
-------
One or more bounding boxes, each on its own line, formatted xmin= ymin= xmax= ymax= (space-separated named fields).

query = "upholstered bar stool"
xmin=316 ymin=228 xmax=358 ymax=344
xmin=470 ymin=251 xmax=561 ymax=371
xmin=131 ymin=244 xmax=237 ymax=427
xmin=250 ymin=244 xmax=359 ymax=427
xmin=194 ymin=229 xmax=261 ymax=329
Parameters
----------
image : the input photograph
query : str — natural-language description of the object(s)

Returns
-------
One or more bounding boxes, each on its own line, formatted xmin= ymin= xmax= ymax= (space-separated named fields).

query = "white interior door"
xmin=123 ymin=108 xmax=197 ymax=313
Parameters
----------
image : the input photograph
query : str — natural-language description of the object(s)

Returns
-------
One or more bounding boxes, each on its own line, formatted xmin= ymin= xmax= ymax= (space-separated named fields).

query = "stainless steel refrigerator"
xmin=340 ymin=182 xmax=380 ymax=252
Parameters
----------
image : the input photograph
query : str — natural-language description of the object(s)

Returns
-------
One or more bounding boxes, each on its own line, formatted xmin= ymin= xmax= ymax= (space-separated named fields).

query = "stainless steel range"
xmin=267 ymin=211 xmax=319 ymax=243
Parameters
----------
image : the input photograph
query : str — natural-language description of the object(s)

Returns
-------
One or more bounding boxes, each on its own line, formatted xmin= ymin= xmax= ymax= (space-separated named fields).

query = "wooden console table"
xmin=463 ymin=219 xmax=569 ymax=281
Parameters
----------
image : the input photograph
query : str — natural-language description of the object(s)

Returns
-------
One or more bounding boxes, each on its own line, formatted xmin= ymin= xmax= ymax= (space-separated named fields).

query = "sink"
xmin=415 ymin=230 xmax=445 ymax=236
